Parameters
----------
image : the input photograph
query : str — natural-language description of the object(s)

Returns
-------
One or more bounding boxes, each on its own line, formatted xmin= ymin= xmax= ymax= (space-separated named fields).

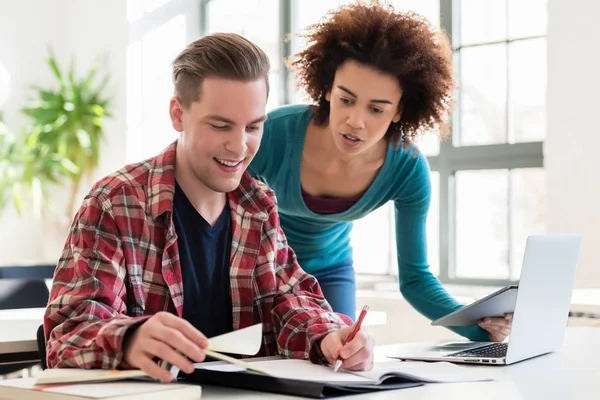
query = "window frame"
xmin=434 ymin=0 xmax=544 ymax=286
xmin=199 ymin=0 xmax=546 ymax=286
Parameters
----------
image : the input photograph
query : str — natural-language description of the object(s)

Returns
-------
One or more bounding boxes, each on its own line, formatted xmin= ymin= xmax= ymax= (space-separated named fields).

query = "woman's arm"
xmin=393 ymin=151 xmax=489 ymax=341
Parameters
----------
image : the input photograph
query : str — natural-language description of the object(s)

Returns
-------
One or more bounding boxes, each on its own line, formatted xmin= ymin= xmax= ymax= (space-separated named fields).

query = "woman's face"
xmin=326 ymin=59 xmax=402 ymax=157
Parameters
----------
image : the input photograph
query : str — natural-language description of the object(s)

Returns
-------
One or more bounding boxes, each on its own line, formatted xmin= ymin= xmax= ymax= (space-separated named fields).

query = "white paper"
xmin=199 ymin=358 xmax=493 ymax=385
xmin=207 ymin=323 xmax=263 ymax=355
xmin=0 ymin=378 xmax=200 ymax=398
xmin=34 ymin=368 xmax=148 ymax=385
xmin=354 ymin=360 xmax=494 ymax=383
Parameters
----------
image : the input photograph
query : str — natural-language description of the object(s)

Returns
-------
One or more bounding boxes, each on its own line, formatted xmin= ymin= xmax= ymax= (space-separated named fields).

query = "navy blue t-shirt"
xmin=173 ymin=182 xmax=233 ymax=339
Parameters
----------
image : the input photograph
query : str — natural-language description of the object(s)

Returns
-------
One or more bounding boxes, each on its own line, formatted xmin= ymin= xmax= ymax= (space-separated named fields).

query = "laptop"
xmin=387 ymin=234 xmax=582 ymax=365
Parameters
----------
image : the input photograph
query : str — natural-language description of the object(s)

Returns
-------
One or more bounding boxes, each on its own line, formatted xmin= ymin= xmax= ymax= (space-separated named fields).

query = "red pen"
xmin=334 ymin=305 xmax=370 ymax=372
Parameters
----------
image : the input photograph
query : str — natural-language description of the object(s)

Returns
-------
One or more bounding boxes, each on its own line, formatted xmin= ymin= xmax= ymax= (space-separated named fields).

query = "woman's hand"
xmin=478 ymin=313 xmax=513 ymax=342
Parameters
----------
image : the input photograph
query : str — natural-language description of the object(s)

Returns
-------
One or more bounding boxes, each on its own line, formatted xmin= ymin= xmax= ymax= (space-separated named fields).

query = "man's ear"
xmin=169 ymin=97 xmax=184 ymax=132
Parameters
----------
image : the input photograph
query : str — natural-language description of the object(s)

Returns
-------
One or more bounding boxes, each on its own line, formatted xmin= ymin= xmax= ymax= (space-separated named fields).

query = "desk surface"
xmin=198 ymin=327 xmax=599 ymax=400
xmin=0 ymin=308 xmax=44 ymax=356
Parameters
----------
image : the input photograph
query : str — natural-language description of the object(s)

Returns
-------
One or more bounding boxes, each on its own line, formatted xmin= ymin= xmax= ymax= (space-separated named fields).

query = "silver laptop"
xmin=388 ymin=234 xmax=582 ymax=365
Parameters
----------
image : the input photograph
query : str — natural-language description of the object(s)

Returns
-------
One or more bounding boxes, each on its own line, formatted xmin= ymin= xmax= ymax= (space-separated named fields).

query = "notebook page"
xmin=353 ymin=360 xmax=494 ymax=383
xmin=200 ymin=359 xmax=375 ymax=384
xmin=200 ymin=359 xmax=493 ymax=384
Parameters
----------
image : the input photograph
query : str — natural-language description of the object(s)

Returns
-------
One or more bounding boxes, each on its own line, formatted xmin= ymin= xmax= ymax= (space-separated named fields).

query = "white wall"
xmin=546 ymin=0 xmax=600 ymax=287
xmin=0 ymin=0 xmax=69 ymax=264
xmin=0 ymin=0 xmax=127 ymax=264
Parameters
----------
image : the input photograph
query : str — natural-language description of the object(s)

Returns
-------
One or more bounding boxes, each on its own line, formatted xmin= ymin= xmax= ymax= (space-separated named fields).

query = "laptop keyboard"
xmin=448 ymin=342 xmax=508 ymax=358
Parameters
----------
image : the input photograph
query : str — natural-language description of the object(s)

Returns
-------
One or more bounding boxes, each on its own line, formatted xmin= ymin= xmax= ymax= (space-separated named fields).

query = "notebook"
xmin=184 ymin=358 xmax=493 ymax=398
xmin=34 ymin=323 xmax=265 ymax=386
xmin=0 ymin=378 xmax=201 ymax=400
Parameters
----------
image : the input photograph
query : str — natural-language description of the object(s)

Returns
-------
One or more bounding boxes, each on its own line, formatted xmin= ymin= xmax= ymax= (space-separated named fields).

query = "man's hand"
xmin=320 ymin=326 xmax=375 ymax=371
xmin=123 ymin=312 xmax=208 ymax=382
xmin=478 ymin=313 xmax=513 ymax=342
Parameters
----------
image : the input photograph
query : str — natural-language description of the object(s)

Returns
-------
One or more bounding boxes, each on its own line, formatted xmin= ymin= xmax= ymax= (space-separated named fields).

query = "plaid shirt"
xmin=44 ymin=141 xmax=351 ymax=369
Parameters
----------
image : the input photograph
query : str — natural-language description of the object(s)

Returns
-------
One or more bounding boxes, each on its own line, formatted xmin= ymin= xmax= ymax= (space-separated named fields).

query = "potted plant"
xmin=0 ymin=112 xmax=68 ymax=219
xmin=21 ymin=50 xmax=112 ymax=219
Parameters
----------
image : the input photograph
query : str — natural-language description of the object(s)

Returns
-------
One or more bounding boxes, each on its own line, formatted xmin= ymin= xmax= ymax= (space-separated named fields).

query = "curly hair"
xmin=289 ymin=0 xmax=454 ymax=147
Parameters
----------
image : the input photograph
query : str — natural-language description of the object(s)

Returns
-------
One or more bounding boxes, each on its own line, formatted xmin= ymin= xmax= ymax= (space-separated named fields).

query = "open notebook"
xmin=185 ymin=358 xmax=494 ymax=398
xmin=34 ymin=323 xmax=265 ymax=386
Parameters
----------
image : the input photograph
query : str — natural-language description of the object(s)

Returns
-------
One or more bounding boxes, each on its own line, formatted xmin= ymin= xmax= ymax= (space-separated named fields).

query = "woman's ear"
xmin=325 ymin=91 xmax=331 ymax=102
xmin=393 ymin=103 xmax=403 ymax=123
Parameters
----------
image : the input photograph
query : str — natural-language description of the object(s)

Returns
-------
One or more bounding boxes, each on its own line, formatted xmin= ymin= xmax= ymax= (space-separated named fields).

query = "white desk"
xmin=199 ymin=327 xmax=599 ymax=399
xmin=0 ymin=308 xmax=44 ymax=364
xmin=570 ymin=288 xmax=600 ymax=316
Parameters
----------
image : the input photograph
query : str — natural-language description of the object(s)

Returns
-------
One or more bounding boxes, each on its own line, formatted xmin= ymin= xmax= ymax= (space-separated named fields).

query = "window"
xmin=433 ymin=0 xmax=547 ymax=285
xmin=199 ymin=0 xmax=443 ymax=277
xmin=186 ymin=1 xmax=546 ymax=284
xmin=126 ymin=0 xmax=201 ymax=163
xmin=204 ymin=0 xmax=282 ymax=111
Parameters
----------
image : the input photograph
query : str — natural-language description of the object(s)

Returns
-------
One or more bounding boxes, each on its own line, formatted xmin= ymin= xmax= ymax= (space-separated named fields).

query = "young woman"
xmin=249 ymin=2 xmax=512 ymax=342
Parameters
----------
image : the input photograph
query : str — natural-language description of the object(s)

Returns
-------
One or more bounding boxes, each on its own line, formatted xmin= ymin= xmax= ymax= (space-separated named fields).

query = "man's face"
xmin=170 ymin=77 xmax=267 ymax=194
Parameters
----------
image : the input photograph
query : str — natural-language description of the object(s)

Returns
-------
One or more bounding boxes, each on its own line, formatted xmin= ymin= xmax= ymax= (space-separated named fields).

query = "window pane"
xmin=510 ymin=168 xmax=546 ymax=280
xmin=508 ymin=0 xmax=547 ymax=39
xmin=144 ymin=0 xmax=173 ymax=13
xmin=207 ymin=0 xmax=280 ymax=110
xmin=351 ymin=202 xmax=393 ymax=275
xmin=427 ymin=172 xmax=440 ymax=276
xmin=290 ymin=0 xmax=355 ymax=104
xmin=459 ymin=44 xmax=507 ymax=146
xmin=509 ymin=38 xmax=546 ymax=143
xmin=416 ymin=132 xmax=440 ymax=156
xmin=390 ymin=0 xmax=440 ymax=26
xmin=127 ymin=0 xmax=144 ymax=23
xmin=137 ymin=15 xmax=186 ymax=161
xmin=459 ymin=0 xmax=507 ymax=47
xmin=455 ymin=170 xmax=509 ymax=279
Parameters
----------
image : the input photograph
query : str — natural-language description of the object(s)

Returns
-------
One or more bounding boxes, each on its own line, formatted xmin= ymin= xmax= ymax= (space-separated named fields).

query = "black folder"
xmin=183 ymin=368 xmax=423 ymax=398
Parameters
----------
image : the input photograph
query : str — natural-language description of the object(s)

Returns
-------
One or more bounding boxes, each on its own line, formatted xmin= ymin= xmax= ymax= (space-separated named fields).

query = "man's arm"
xmin=265 ymin=215 xmax=352 ymax=364
xmin=44 ymin=194 xmax=150 ymax=369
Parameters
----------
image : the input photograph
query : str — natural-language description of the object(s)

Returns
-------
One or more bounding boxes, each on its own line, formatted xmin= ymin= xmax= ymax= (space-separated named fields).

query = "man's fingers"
xmin=339 ymin=329 xmax=368 ymax=360
xmin=151 ymin=324 xmax=206 ymax=363
xmin=341 ymin=346 xmax=373 ymax=371
xmin=148 ymin=340 xmax=195 ymax=374
xmin=138 ymin=356 xmax=177 ymax=383
xmin=156 ymin=312 xmax=209 ymax=349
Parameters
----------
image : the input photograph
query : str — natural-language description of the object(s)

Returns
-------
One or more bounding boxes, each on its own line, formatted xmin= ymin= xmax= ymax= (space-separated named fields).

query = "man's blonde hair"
xmin=172 ymin=33 xmax=270 ymax=108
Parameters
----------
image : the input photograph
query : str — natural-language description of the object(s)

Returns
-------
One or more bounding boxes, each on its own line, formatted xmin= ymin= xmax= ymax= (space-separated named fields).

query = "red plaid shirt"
xmin=44 ymin=141 xmax=351 ymax=369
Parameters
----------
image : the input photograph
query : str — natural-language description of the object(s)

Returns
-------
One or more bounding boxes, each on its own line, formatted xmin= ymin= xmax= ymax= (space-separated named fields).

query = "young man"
xmin=44 ymin=33 xmax=374 ymax=382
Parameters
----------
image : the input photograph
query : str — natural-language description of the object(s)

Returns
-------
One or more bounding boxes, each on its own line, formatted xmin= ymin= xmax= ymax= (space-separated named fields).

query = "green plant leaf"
xmin=47 ymin=50 xmax=64 ymax=86
xmin=3 ymin=49 xmax=112 ymax=219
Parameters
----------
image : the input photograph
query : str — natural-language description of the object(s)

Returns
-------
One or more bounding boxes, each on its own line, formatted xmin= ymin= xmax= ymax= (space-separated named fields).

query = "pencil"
xmin=333 ymin=305 xmax=369 ymax=372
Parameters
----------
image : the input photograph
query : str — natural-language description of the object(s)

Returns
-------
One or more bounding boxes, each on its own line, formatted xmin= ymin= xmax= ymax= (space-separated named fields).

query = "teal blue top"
xmin=249 ymin=104 xmax=488 ymax=341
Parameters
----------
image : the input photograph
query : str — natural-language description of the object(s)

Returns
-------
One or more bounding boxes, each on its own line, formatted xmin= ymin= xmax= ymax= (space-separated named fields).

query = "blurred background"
xmin=0 ymin=0 xmax=598 ymax=347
